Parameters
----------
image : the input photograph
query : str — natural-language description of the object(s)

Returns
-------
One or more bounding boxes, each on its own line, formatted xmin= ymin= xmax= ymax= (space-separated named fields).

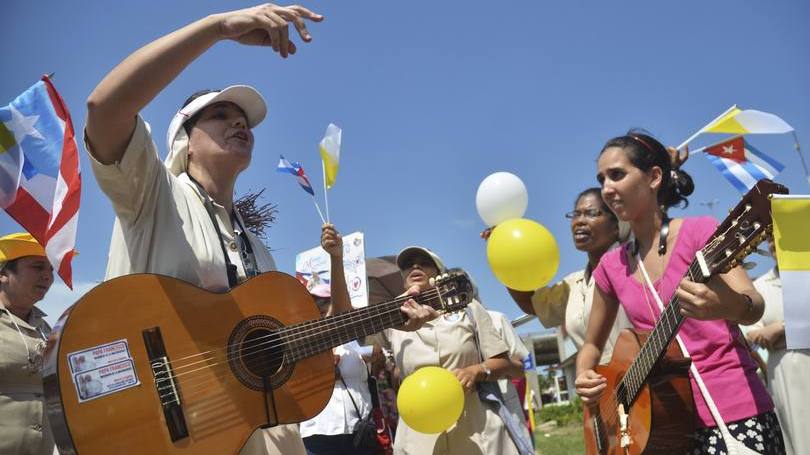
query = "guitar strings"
xmin=154 ymin=297 xmax=419 ymax=403
xmin=154 ymin=292 xmax=452 ymax=402
xmin=158 ymin=290 xmax=436 ymax=384
xmin=157 ymin=287 xmax=443 ymax=375
xmin=618 ymin=216 xmax=751 ymax=399
xmin=156 ymin=292 xmax=451 ymax=405
xmin=159 ymin=289 xmax=433 ymax=369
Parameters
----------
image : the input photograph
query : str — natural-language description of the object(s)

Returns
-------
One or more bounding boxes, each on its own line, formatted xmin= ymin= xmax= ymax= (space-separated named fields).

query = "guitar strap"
xmin=188 ymin=176 xmax=259 ymax=287
xmin=635 ymin=253 xmax=759 ymax=455
xmin=465 ymin=308 xmax=535 ymax=455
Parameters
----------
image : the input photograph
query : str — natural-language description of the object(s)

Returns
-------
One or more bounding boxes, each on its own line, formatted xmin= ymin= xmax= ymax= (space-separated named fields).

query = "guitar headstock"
xmin=431 ymin=268 xmax=474 ymax=312
xmin=701 ymin=179 xmax=789 ymax=276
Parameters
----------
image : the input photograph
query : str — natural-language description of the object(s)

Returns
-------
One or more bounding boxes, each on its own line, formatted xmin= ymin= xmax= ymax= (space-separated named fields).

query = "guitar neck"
xmin=282 ymin=290 xmax=444 ymax=363
xmin=618 ymin=258 xmax=709 ymax=405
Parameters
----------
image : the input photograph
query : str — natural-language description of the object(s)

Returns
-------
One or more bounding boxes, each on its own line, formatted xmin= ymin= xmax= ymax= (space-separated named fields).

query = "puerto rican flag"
xmin=276 ymin=155 xmax=315 ymax=196
xmin=703 ymin=136 xmax=784 ymax=193
xmin=0 ymin=76 xmax=80 ymax=288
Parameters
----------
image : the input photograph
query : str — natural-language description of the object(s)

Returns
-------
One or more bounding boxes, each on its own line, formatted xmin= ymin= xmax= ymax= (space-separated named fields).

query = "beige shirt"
xmin=86 ymin=116 xmax=301 ymax=455
xmin=753 ymin=268 xmax=810 ymax=455
xmin=379 ymin=300 xmax=519 ymax=455
xmin=531 ymin=269 xmax=632 ymax=364
xmin=487 ymin=311 xmax=532 ymax=446
xmin=0 ymin=306 xmax=55 ymax=455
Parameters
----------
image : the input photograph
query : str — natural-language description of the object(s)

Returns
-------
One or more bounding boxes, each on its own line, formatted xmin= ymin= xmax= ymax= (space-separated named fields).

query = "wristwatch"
xmin=480 ymin=362 xmax=492 ymax=381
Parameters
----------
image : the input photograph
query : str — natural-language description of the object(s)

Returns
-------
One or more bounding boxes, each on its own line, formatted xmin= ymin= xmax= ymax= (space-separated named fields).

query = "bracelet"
xmin=480 ymin=362 xmax=492 ymax=381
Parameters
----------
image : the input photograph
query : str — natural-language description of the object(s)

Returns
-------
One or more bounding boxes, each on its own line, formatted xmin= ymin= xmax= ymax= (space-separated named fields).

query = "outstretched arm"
xmin=86 ymin=3 xmax=322 ymax=164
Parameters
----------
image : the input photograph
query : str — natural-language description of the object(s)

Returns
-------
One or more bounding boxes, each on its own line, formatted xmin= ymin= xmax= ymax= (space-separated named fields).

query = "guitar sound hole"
xmin=227 ymin=316 xmax=293 ymax=391
xmin=240 ymin=329 xmax=283 ymax=378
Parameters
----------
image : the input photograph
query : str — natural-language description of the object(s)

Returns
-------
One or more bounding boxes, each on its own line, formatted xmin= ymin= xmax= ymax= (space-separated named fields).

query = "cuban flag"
xmin=703 ymin=136 xmax=784 ymax=193
xmin=0 ymin=76 xmax=80 ymax=288
xmin=276 ymin=155 xmax=315 ymax=196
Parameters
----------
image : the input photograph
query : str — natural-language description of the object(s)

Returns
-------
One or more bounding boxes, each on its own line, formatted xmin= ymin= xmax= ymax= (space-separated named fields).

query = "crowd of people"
xmin=2 ymin=2 xmax=808 ymax=455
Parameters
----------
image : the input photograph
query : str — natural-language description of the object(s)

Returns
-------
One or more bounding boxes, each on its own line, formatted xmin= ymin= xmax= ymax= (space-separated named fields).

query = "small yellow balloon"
xmin=397 ymin=366 xmax=465 ymax=434
xmin=487 ymin=218 xmax=560 ymax=291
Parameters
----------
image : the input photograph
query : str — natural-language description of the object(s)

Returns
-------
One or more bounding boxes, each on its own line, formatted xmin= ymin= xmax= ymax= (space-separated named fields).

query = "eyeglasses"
xmin=564 ymin=209 xmax=604 ymax=220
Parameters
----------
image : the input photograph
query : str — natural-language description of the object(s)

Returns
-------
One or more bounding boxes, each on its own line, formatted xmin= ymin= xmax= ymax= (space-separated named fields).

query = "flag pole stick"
xmin=312 ymin=196 xmax=326 ymax=224
xmin=677 ymin=105 xmax=738 ymax=151
xmin=790 ymin=132 xmax=810 ymax=188
xmin=688 ymin=134 xmax=744 ymax=156
xmin=322 ymin=160 xmax=330 ymax=223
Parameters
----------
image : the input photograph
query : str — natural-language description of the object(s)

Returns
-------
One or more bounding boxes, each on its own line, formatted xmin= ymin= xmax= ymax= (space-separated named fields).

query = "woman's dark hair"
xmin=180 ymin=89 xmax=219 ymax=136
xmin=599 ymin=129 xmax=694 ymax=210
xmin=575 ymin=187 xmax=617 ymax=223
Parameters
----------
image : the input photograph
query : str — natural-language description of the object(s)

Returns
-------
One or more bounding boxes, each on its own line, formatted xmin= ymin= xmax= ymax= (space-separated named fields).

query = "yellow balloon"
xmin=487 ymin=218 xmax=560 ymax=291
xmin=397 ymin=366 xmax=465 ymax=434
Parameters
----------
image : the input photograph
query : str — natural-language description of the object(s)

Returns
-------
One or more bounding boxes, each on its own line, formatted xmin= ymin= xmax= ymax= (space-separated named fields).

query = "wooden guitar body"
xmin=43 ymin=269 xmax=474 ymax=454
xmin=43 ymin=272 xmax=334 ymax=454
xmin=583 ymin=329 xmax=695 ymax=455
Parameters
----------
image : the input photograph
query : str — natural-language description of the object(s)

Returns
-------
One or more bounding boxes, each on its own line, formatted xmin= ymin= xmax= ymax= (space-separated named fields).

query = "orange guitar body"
xmin=583 ymin=329 xmax=695 ymax=455
xmin=43 ymin=272 xmax=335 ymax=454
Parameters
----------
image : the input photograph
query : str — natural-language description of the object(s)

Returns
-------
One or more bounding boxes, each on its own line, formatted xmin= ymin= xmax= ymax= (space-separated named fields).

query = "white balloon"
xmin=475 ymin=172 xmax=529 ymax=226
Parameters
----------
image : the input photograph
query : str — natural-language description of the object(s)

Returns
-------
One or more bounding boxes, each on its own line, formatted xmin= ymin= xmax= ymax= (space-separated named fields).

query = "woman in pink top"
xmin=575 ymin=131 xmax=785 ymax=454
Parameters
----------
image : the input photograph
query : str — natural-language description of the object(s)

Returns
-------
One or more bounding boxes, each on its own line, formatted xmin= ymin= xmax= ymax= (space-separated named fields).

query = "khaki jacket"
xmin=0 ymin=306 xmax=55 ymax=455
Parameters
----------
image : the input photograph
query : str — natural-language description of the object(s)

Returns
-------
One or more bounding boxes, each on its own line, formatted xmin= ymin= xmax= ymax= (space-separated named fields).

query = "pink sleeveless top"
xmin=593 ymin=216 xmax=773 ymax=427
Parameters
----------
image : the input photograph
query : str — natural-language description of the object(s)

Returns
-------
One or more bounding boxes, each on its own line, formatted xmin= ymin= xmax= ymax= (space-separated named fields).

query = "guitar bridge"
xmin=143 ymin=327 xmax=189 ymax=442
xmin=618 ymin=403 xmax=632 ymax=449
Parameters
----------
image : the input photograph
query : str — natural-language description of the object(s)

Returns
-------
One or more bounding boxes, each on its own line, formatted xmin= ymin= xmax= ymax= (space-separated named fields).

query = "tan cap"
xmin=164 ymin=85 xmax=267 ymax=176
xmin=396 ymin=246 xmax=447 ymax=273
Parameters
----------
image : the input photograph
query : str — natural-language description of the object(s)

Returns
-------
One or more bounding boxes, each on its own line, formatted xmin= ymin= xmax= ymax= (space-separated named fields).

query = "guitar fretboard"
xmin=280 ymin=291 xmax=445 ymax=363
xmin=617 ymin=249 xmax=713 ymax=406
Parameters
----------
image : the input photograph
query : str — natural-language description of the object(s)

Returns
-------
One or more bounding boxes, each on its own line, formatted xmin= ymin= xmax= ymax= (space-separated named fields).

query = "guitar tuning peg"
xmin=428 ymin=277 xmax=436 ymax=287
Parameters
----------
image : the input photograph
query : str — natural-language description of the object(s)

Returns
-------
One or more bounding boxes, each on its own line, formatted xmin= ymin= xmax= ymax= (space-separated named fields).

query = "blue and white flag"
xmin=276 ymin=155 xmax=315 ymax=196
xmin=703 ymin=136 xmax=784 ymax=193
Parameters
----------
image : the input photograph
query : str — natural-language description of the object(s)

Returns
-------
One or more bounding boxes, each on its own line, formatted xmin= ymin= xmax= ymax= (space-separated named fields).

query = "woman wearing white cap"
xmin=83 ymin=5 xmax=437 ymax=454
xmin=378 ymin=246 xmax=529 ymax=455
xmin=0 ymin=233 xmax=56 ymax=455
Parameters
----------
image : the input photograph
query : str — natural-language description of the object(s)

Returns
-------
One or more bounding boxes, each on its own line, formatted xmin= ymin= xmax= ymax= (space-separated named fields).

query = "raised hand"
xmin=321 ymin=223 xmax=343 ymax=258
xmin=215 ymin=3 xmax=323 ymax=57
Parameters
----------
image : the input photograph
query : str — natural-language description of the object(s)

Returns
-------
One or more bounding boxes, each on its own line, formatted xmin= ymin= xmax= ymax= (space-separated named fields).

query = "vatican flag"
xmin=703 ymin=107 xmax=794 ymax=135
xmin=319 ymin=123 xmax=342 ymax=189
xmin=772 ymin=194 xmax=810 ymax=349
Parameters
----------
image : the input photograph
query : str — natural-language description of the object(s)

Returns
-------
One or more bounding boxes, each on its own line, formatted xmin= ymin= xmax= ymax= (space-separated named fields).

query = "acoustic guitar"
xmin=43 ymin=269 xmax=472 ymax=454
xmin=583 ymin=179 xmax=788 ymax=454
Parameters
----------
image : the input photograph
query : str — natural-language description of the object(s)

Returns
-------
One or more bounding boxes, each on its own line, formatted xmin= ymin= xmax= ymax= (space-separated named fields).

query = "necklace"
xmin=3 ymin=308 xmax=47 ymax=371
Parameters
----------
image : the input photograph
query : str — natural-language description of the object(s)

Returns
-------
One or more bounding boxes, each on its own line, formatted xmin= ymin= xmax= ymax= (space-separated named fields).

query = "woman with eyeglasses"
xmin=575 ymin=131 xmax=784 ymax=453
xmin=0 ymin=233 xmax=56 ymax=455
xmin=488 ymin=187 xmax=632 ymax=364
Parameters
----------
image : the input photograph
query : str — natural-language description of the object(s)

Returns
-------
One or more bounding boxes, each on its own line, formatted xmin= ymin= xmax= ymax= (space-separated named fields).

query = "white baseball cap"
xmin=164 ymin=85 xmax=267 ymax=176
xmin=396 ymin=246 xmax=447 ymax=273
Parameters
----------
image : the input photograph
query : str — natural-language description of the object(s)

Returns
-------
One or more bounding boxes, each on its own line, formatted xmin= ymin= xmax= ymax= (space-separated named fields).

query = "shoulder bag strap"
xmin=636 ymin=253 xmax=758 ymax=455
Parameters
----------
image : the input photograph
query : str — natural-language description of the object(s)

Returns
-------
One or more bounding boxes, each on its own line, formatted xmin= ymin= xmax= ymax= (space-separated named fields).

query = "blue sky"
xmin=2 ymin=1 xmax=809 ymax=333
